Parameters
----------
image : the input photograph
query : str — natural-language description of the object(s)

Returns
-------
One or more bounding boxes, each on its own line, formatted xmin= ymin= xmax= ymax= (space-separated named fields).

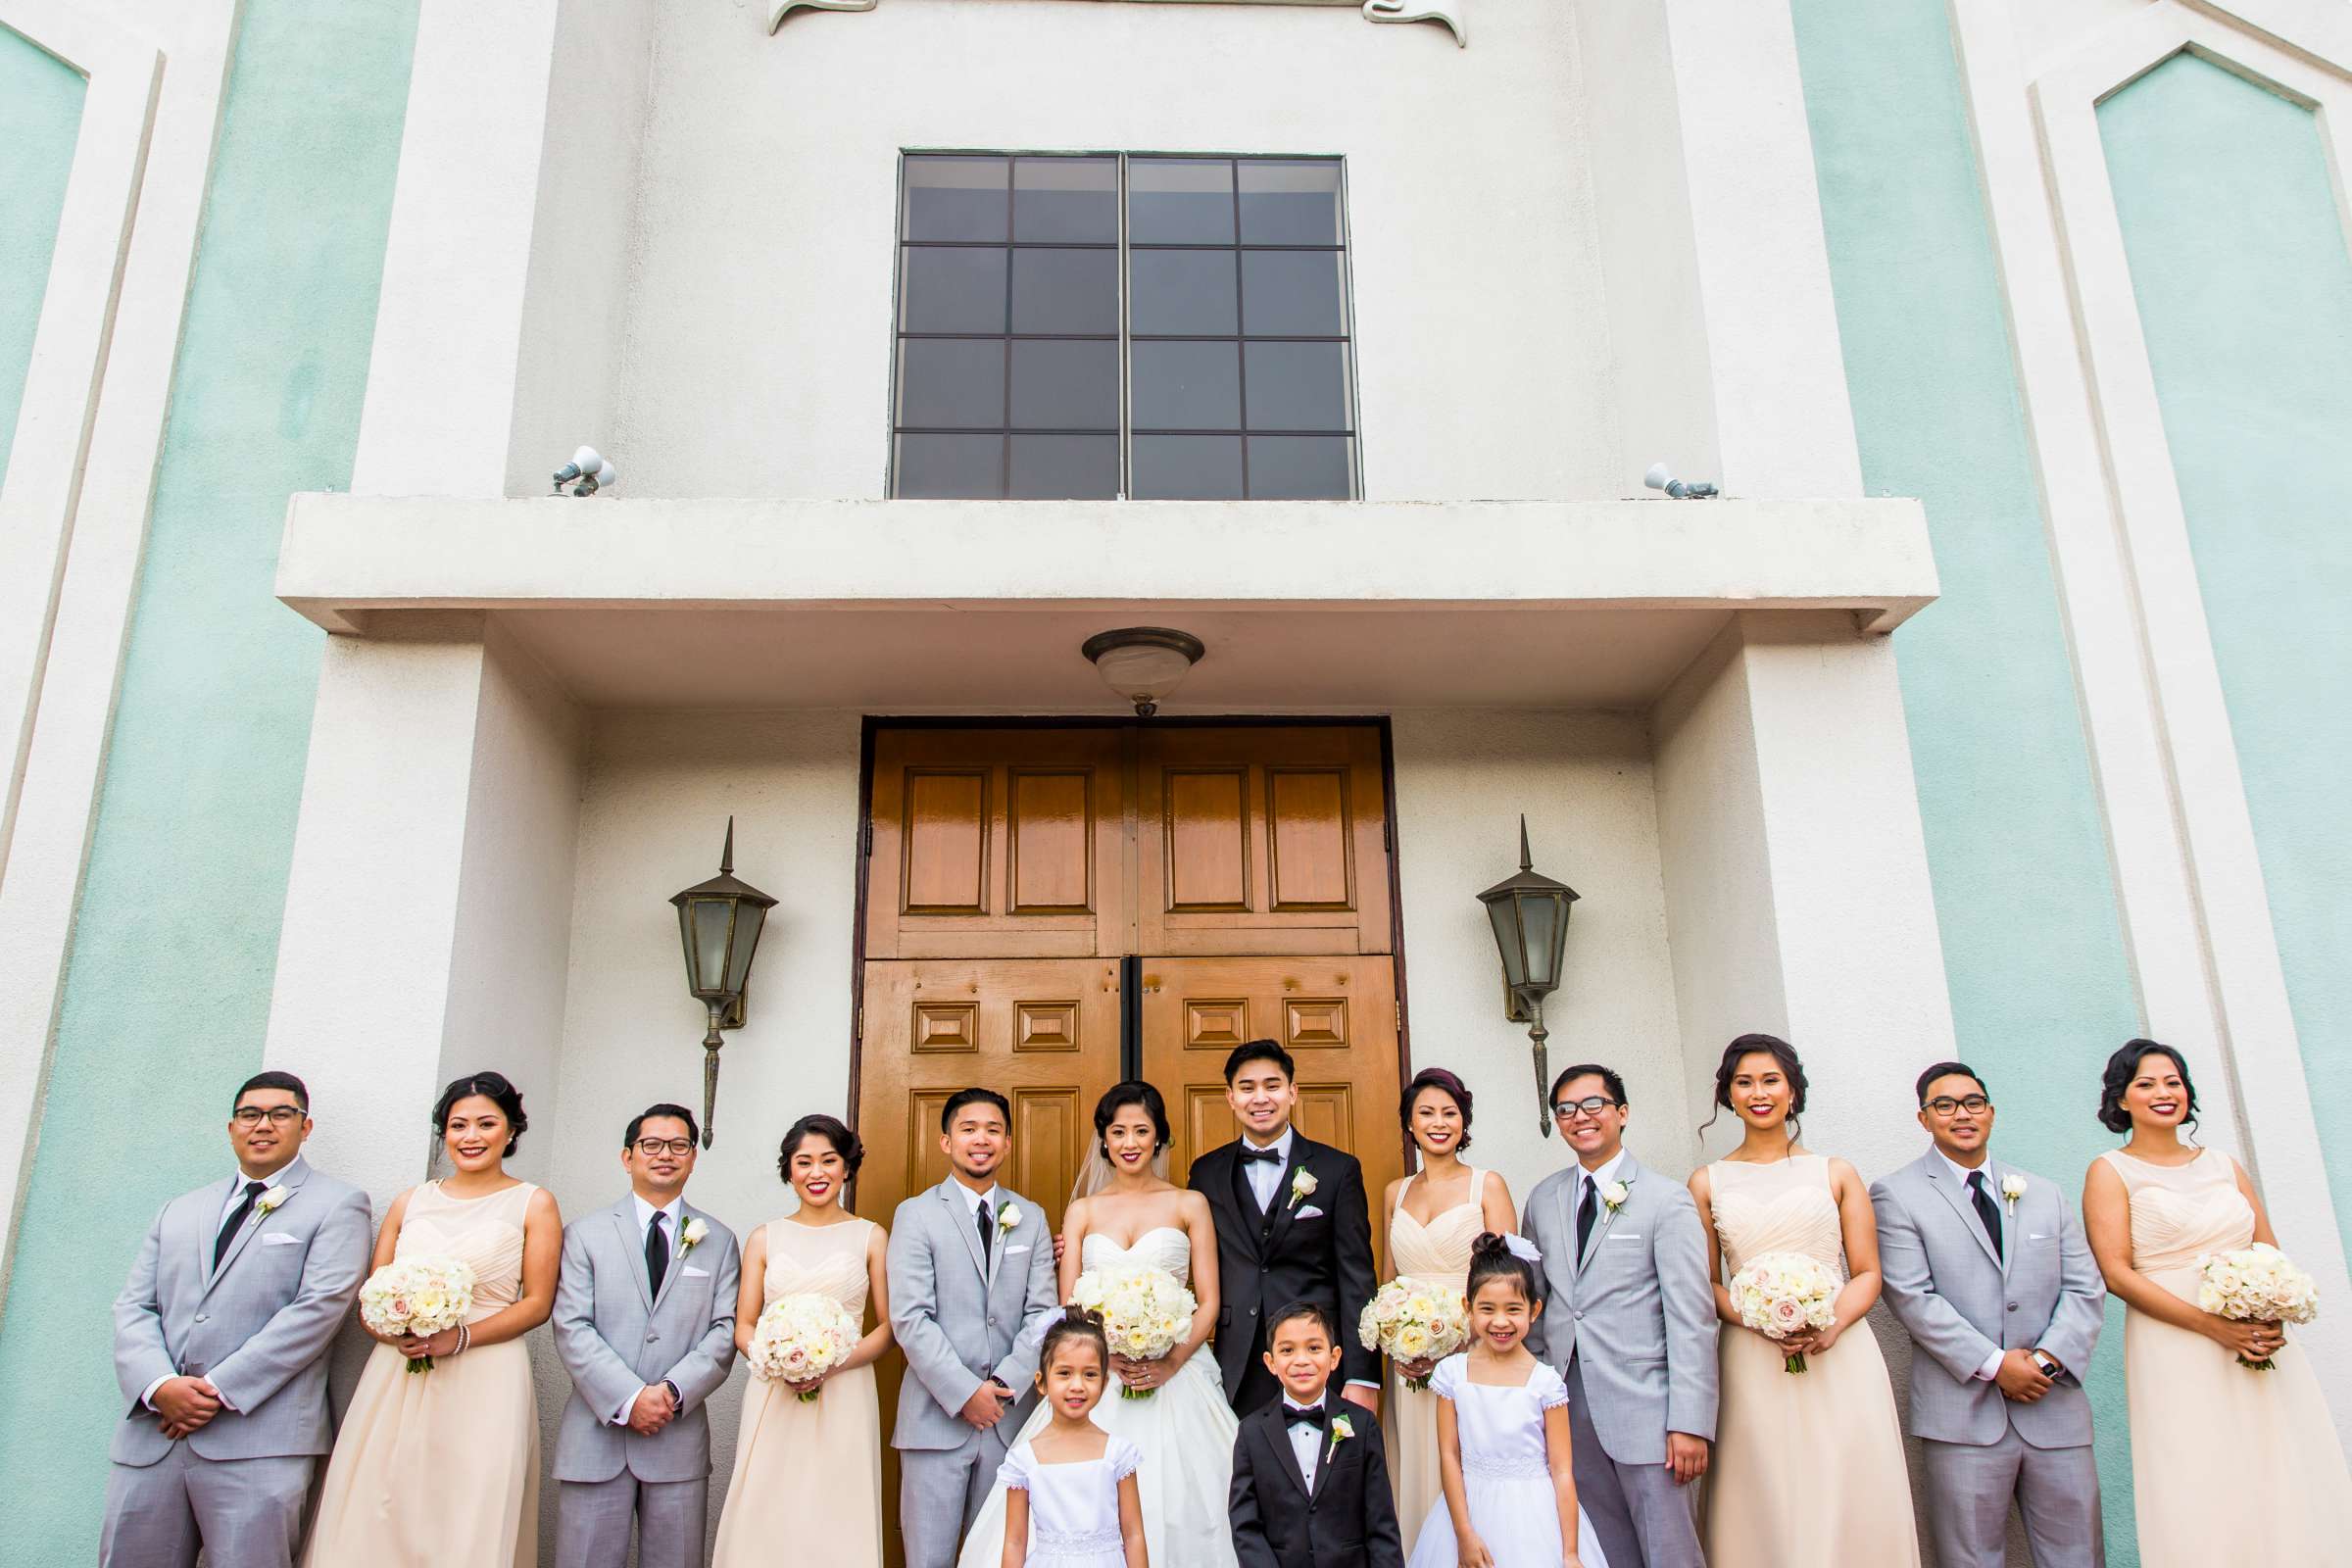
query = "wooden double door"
xmin=852 ymin=725 xmax=1406 ymax=1565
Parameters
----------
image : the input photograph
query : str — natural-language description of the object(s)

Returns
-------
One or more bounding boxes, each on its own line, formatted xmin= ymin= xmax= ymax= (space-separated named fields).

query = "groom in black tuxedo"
xmin=1189 ymin=1040 xmax=1380 ymax=1415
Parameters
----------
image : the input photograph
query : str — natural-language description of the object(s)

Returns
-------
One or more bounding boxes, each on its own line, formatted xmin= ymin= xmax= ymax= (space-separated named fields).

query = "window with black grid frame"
xmin=891 ymin=153 xmax=1359 ymax=501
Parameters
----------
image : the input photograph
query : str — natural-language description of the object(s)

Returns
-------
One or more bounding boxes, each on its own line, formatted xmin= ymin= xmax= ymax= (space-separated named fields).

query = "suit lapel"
xmin=1260 ymin=1138 xmax=1314 ymax=1262
xmin=1925 ymin=1154 xmax=2004 ymax=1272
xmin=1554 ymin=1173 xmax=1581 ymax=1292
xmin=651 ymin=1201 xmax=695 ymax=1312
xmin=1259 ymin=1408 xmax=1312 ymax=1501
xmin=612 ymin=1203 xmax=657 ymax=1312
xmin=202 ymin=1160 xmax=307 ymax=1298
xmin=194 ymin=1175 xmax=242 ymax=1290
xmin=1306 ymin=1390 xmax=1344 ymax=1503
xmin=1992 ymin=1161 xmax=2019 ymax=1281
xmin=946 ymin=1183 xmax=992 ymax=1287
xmin=1579 ymin=1156 xmax=1633 ymax=1270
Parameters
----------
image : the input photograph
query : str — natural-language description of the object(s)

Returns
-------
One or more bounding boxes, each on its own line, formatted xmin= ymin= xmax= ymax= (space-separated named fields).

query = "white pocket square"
xmin=1295 ymin=1205 xmax=1325 ymax=1219
xmin=2029 ymin=1233 xmax=2051 ymax=1242
xmin=261 ymin=1233 xmax=303 ymax=1247
xmin=1006 ymin=1244 xmax=1032 ymax=1254
xmin=1607 ymin=1232 xmax=1642 ymax=1241
xmin=682 ymin=1264 xmax=710 ymax=1278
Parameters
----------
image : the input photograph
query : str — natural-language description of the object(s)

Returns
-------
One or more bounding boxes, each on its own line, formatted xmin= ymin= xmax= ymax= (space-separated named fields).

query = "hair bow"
xmin=1503 ymin=1234 xmax=1544 ymax=1265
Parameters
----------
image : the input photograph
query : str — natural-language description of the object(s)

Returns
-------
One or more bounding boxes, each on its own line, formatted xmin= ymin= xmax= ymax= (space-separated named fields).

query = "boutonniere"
xmin=2000 ymin=1174 xmax=2028 ymax=1215
xmin=1600 ymin=1178 xmax=1632 ymax=1214
xmin=679 ymin=1216 xmax=709 ymax=1255
xmin=1288 ymin=1168 xmax=1318 ymax=1211
xmin=1327 ymin=1413 xmax=1353 ymax=1451
xmin=996 ymin=1200 xmax=1021 ymax=1236
xmin=255 ymin=1185 xmax=290 ymax=1218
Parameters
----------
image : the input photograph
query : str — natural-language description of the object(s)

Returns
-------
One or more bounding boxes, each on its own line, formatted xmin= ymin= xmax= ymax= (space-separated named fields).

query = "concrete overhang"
xmin=276 ymin=494 xmax=1937 ymax=711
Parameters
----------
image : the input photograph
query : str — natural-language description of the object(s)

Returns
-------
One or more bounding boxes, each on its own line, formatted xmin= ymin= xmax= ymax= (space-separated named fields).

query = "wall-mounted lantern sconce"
xmin=668 ymin=817 xmax=776 ymax=1149
xmin=1477 ymin=816 xmax=1580 ymax=1136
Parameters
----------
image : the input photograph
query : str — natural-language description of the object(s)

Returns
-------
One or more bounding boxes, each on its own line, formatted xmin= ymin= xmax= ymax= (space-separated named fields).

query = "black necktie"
xmin=976 ymin=1199 xmax=995 ymax=1263
xmin=1285 ymin=1404 xmax=1327 ymax=1430
xmin=646 ymin=1211 xmax=670 ymax=1297
xmin=1967 ymin=1171 xmax=2004 ymax=1261
xmin=1238 ymin=1146 xmax=1283 ymax=1164
xmin=1576 ymin=1176 xmax=1598 ymax=1256
xmin=215 ymin=1181 xmax=266 ymax=1271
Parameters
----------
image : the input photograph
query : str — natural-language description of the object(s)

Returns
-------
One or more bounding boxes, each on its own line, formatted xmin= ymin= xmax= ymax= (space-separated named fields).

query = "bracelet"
xmin=455 ymin=1323 xmax=470 ymax=1356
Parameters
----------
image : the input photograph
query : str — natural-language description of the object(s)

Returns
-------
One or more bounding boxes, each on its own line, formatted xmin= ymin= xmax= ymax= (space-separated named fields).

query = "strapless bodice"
xmin=1081 ymin=1226 xmax=1192 ymax=1283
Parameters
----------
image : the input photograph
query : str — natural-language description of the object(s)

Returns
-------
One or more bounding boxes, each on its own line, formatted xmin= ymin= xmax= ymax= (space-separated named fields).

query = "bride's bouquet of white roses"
xmin=360 ymin=1256 xmax=475 ymax=1373
xmin=2197 ymin=1244 xmax=2319 ymax=1369
xmin=1070 ymin=1262 xmax=1197 ymax=1398
xmin=1357 ymin=1279 xmax=1467 ymax=1391
xmin=1727 ymin=1250 xmax=1838 ymax=1374
xmin=748 ymin=1293 xmax=860 ymax=1401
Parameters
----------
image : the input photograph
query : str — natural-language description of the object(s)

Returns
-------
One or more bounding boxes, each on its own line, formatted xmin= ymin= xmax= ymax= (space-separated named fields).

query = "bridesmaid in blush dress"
xmin=1378 ymin=1067 xmax=1515 ymax=1554
xmin=305 ymin=1073 xmax=561 ymax=1568
xmin=2082 ymin=1040 xmax=2352 ymax=1568
xmin=711 ymin=1113 xmax=892 ymax=1568
xmin=1688 ymin=1036 xmax=1920 ymax=1568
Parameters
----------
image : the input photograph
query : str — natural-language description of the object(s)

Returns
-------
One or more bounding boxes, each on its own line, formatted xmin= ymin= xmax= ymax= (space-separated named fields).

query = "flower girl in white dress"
xmin=999 ymin=1311 xmax=1148 ymax=1568
xmin=1405 ymin=1234 xmax=1607 ymax=1568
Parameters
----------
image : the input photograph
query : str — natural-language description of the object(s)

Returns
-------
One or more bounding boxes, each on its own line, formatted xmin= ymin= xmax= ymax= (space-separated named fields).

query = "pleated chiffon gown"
xmin=1383 ymin=1166 xmax=1485 ymax=1555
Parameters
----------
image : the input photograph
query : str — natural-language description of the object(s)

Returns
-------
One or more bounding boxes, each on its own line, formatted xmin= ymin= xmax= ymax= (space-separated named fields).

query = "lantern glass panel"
xmin=1486 ymin=898 xmax=1529 ymax=990
xmin=690 ymin=900 xmax=733 ymax=992
xmin=1518 ymin=892 xmax=1560 ymax=990
xmin=723 ymin=906 xmax=767 ymax=994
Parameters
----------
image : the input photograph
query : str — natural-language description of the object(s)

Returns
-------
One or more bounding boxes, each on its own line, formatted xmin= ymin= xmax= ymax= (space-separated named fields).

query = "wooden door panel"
xmin=1138 ymin=956 xmax=1403 ymax=1279
xmin=867 ymin=730 xmax=1126 ymax=957
xmin=1138 ymin=727 xmax=1391 ymax=956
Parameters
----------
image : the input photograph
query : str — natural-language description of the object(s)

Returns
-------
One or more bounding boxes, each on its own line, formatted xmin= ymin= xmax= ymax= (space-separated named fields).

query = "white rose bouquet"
xmin=1070 ymin=1262 xmax=1197 ymax=1398
xmin=360 ymin=1256 xmax=476 ymax=1373
xmin=1727 ymin=1250 xmax=1839 ymax=1373
xmin=2196 ymin=1244 xmax=2319 ymax=1370
xmin=1357 ymin=1278 xmax=1468 ymax=1391
xmin=748 ymin=1293 xmax=861 ymax=1401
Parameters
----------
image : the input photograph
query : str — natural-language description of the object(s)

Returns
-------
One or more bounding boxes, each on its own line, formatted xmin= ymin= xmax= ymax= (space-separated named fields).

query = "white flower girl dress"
xmin=999 ymin=1435 xmax=1144 ymax=1568
xmin=1403 ymin=1354 xmax=1610 ymax=1568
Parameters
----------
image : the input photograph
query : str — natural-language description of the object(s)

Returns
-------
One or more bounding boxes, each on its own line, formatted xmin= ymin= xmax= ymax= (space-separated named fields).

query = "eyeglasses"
xmin=232 ymin=1106 xmax=304 ymax=1127
xmin=1550 ymin=1097 xmax=1621 ymax=1120
xmin=633 ymin=1137 xmax=697 ymax=1157
xmin=1922 ymin=1095 xmax=1992 ymax=1118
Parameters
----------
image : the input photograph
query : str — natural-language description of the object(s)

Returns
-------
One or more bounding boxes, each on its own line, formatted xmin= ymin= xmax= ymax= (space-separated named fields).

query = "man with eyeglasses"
xmin=552 ymin=1102 xmax=742 ymax=1568
xmin=104 ymin=1069 xmax=371 ymax=1567
xmin=1872 ymin=1062 xmax=2107 ymax=1568
xmin=1519 ymin=1064 xmax=1714 ymax=1568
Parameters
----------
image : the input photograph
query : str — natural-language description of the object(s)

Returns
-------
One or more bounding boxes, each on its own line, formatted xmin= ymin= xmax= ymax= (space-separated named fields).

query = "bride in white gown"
xmin=956 ymin=1082 xmax=1239 ymax=1568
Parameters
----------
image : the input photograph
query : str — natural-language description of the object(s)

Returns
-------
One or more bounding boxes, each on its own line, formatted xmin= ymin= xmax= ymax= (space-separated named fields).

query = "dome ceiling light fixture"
xmin=1081 ymin=627 xmax=1205 ymax=718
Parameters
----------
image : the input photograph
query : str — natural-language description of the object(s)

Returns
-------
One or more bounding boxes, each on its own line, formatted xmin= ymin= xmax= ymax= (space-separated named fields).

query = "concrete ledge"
xmin=277 ymin=493 xmax=1937 ymax=635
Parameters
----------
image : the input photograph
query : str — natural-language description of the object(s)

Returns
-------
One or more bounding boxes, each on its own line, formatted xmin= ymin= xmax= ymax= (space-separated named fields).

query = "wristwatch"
xmin=2029 ymin=1349 xmax=2061 ymax=1378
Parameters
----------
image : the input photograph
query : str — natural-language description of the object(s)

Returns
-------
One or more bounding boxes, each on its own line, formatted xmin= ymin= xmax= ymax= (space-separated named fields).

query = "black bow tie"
xmin=1239 ymin=1146 xmax=1285 ymax=1165
xmin=1285 ymin=1404 xmax=1327 ymax=1430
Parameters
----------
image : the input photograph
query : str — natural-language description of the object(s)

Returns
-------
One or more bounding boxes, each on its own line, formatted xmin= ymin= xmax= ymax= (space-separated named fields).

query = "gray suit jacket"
xmin=110 ymin=1155 xmax=372 ymax=1466
xmin=552 ymin=1196 xmax=743 ymax=1484
xmin=1522 ymin=1153 xmax=1717 ymax=1463
xmin=1872 ymin=1151 xmax=2104 ymax=1447
xmin=886 ymin=1180 xmax=1057 ymax=1451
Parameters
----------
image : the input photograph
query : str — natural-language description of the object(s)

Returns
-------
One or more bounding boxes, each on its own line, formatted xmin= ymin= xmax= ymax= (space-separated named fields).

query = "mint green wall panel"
xmin=2100 ymin=53 xmax=2352 ymax=1251
xmin=0 ymin=26 xmax=86 ymax=486
xmin=1791 ymin=1 xmax=2147 ymax=1556
xmin=0 ymin=2 xmax=418 ymax=1550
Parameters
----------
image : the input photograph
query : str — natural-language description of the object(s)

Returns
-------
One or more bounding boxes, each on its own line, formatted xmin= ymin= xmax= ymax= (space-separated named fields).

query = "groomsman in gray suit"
xmin=1522 ymin=1064 xmax=1715 ymax=1568
xmin=104 ymin=1070 xmax=371 ymax=1568
xmin=553 ymin=1102 xmax=742 ymax=1568
xmin=1874 ymin=1062 xmax=2106 ymax=1568
xmin=888 ymin=1087 xmax=1059 ymax=1568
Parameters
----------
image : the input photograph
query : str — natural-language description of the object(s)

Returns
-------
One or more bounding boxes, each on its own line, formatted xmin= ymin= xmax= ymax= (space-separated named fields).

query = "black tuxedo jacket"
xmin=1229 ymin=1392 xmax=1405 ymax=1568
xmin=1190 ymin=1133 xmax=1379 ymax=1397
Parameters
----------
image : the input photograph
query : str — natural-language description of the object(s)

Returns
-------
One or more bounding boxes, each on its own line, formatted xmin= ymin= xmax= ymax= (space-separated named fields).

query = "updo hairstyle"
xmin=778 ymin=1113 xmax=865 ymax=1183
xmin=1398 ymin=1067 xmax=1475 ymax=1152
xmin=1094 ymin=1081 xmax=1171 ymax=1154
xmin=2096 ymin=1039 xmax=2201 ymax=1135
xmin=1038 ymin=1308 xmax=1110 ymax=1375
xmin=1466 ymin=1231 xmax=1540 ymax=1304
xmin=431 ymin=1071 xmax=527 ymax=1156
xmin=1701 ymin=1033 xmax=1809 ymax=1137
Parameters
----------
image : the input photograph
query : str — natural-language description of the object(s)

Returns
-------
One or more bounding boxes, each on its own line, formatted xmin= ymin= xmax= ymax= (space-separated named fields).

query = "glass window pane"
xmin=1238 ymin=160 xmax=1343 ymax=245
xmin=895 ymin=434 xmax=1003 ymax=498
xmin=1244 ymin=340 xmax=1351 ymax=431
xmin=1009 ymin=339 xmax=1119 ymax=430
xmin=1011 ymin=249 xmax=1119 ymax=335
xmin=1129 ymin=249 xmax=1238 ymax=336
xmin=1129 ymin=158 xmax=1236 ymax=244
xmin=1131 ymin=340 xmax=1241 ymax=429
xmin=1009 ymin=434 xmax=1120 ymax=499
xmin=1247 ymin=436 xmax=1354 ymax=500
xmin=1132 ymin=435 xmax=1245 ymax=500
xmin=900 ymin=247 xmax=1007 ymax=333
xmin=903 ymin=156 xmax=1009 ymax=241
xmin=1241 ymin=250 xmax=1348 ymax=336
xmin=895 ymin=338 xmax=1005 ymax=428
xmin=1014 ymin=157 xmax=1117 ymax=242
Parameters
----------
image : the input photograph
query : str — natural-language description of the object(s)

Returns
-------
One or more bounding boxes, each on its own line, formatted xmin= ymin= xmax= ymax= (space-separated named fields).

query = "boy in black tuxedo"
xmin=1229 ymin=1302 xmax=1405 ymax=1568
xmin=1190 ymin=1040 xmax=1380 ymax=1414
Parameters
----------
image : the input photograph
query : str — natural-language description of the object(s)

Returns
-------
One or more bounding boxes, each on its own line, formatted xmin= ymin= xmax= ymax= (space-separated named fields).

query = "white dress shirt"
xmin=1282 ymin=1396 xmax=1327 ymax=1489
xmin=1239 ymin=1127 xmax=1296 ymax=1213
xmin=1936 ymin=1151 xmax=2012 ymax=1384
xmin=611 ymin=1193 xmax=687 ymax=1424
xmin=1574 ymin=1148 xmax=1630 ymax=1214
xmin=141 ymin=1166 xmax=293 ymax=1411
